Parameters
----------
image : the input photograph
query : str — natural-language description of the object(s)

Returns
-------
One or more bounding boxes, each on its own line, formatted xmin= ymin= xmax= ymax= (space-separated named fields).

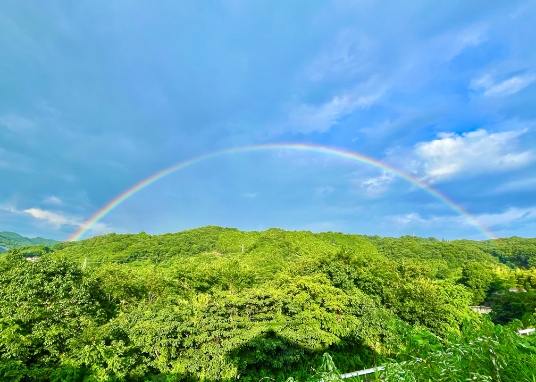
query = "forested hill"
xmin=0 ymin=231 xmax=58 ymax=250
xmin=49 ymin=226 xmax=536 ymax=269
xmin=1 ymin=226 xmax=536 ymax=381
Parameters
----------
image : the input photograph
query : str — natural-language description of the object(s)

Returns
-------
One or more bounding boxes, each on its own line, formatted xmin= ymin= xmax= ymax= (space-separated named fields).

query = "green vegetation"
xmin=0 ymin=231 xmax=58 ymax=250
xmin=489 ymin=291 xmax=536 ymax=326
xmin=0 ymin=226 xmax=535 ymax=381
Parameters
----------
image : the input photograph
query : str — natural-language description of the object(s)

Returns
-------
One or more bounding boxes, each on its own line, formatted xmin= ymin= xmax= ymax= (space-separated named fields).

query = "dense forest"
xmin=1 ymin=226 xmax=536 ymax=381
xmin=0 ymin=231 xmax=58 ymax=250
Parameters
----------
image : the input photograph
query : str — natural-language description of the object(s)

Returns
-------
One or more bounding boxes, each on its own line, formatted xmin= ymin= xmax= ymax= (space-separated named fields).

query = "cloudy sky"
xmin=1 ymin=0 xmax=536 ymax=241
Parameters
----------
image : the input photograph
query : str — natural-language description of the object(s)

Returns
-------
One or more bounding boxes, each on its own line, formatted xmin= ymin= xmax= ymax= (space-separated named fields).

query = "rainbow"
xmin=68 ymin=143 xmax=495 ymax=241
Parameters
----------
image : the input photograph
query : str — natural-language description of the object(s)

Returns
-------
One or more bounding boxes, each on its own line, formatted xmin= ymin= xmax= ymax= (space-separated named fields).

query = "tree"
xmin=459 ymin=263 xmax=493 ymax=304
xmin=0 ymin=252 xmax=110 ymax=380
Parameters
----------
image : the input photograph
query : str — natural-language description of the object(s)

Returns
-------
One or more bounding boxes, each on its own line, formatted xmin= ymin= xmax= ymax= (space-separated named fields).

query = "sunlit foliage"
xmin=0 ymin=227 xmax=535 ymax=381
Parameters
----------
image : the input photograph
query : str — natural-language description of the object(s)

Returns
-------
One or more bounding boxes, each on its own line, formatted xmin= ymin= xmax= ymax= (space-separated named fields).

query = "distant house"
xmin=509 ymin=287 xmax=527 ymax=293
xmin=518 ymin=328 xmax=535 ymax=336
xmin=469 ymin=306 xmax=492 ymax=314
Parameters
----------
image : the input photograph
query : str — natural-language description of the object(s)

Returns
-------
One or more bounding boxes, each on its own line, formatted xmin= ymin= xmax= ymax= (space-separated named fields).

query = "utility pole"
xmin=241 ymin=243 xmax=244 ymax=253
xmin=412 ymin=228 xmax=414 ymax=238
xmin=82 ymin=257 xmax=87 ymax=270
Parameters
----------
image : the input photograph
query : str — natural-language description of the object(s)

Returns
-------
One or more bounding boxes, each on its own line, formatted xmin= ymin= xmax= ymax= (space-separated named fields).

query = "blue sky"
xmin=1 ymin=0 xmax=536 ymax=241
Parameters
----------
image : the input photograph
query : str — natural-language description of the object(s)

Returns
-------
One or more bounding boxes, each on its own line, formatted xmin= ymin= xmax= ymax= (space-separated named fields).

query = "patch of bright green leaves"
xmin=0 ymin=227 xmax=535 ymax=381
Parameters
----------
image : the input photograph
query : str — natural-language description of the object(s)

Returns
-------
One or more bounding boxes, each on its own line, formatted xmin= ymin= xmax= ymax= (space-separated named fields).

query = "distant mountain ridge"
xmin=0 ymin=231 xmax=59 ymax=251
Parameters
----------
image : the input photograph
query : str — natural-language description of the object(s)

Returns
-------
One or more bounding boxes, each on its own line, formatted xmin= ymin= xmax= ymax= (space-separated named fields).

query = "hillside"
xmin=0 ymin=231 xmax=59 ymax=250
xmin=1 ymin=226 xmax=535 ymax=381
xmin=51 ymin=226 xmax=535 ymax=272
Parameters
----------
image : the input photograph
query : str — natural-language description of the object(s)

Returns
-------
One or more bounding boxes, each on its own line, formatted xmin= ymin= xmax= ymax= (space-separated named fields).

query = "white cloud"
xmin=0 ymin=147 xmax=32 ymax=172
xmin=43 ymin=196 xmax=62 ymax=205
xmin=0 ymin=205 xmax=17 ymax=214
xmin=387 ymin=207 xmax=536 ymax=238
xmin=494 ymin=176 xmax=536 ymax=193
xmin=360 ymin=109 xmax=439 ymax=141
xmin=388 ymin=212 xmax=469 ymax=229
xmin=361 ymin=172 xmax=394 ymax=195
xmin=390 ymin=213 xmax=425 ymax=225
xmin=413 ymin=129 xmax=534 ymax=180
xmin=0 ymin=206 xmax=112 ymax=237
xmin=471 ymin=74 xmax=536 ymax=97
xmin=23 ymin=208 xmax=80 ymax=227
xmin=456 ymin=25 xmax=487 ymax=47
xmin=305 ymin=29 xmax=373 ymax=82
xmin=405 ymin=24 xmax=487 ymax=67
xmin=85 ymin=222 xmax=111 ymax=236
xmin=315 ymin=186 xmax=335 ymax=196
xmin=288 ymin=93 xmax=377 ymax=134
xmin=243 ymin=193 xmax=258 ymax=199
xmin=0 ymin=115 xmax=34 ymax=132
xmin=476 ymin=207 xmax=536 ymax=228
xmin=278 ymin=22 xmax=485 ymax=138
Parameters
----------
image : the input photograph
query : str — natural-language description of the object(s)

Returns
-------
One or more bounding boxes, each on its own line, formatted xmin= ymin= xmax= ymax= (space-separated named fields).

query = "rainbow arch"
xmin=68 ymin=143 xmax=494 ymax=241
